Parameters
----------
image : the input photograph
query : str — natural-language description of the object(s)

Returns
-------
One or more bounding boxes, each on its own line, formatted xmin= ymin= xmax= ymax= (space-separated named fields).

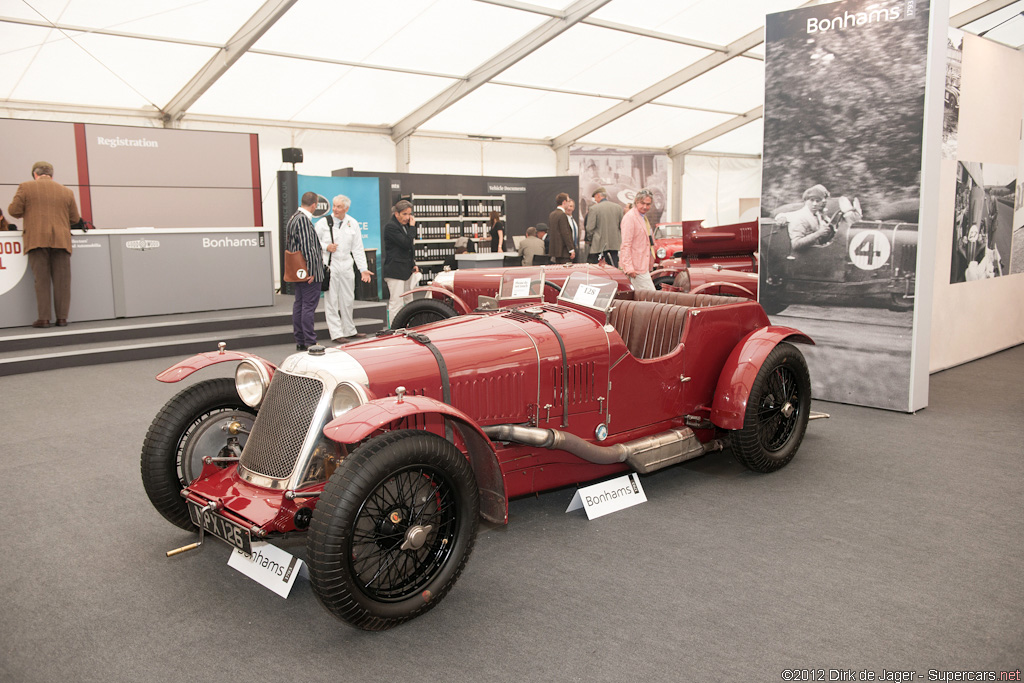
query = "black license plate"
xmin=188 ymin=502 xmax=252 ymax=554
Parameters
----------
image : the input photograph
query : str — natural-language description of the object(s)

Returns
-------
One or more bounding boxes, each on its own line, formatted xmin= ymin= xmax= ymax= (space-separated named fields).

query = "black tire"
xmin=759 ymin=285 xmax=788 ymax=315
xmin=889 ymin=293 xmax=914 ymax=311
xmin=307 ymin=429 xmax=479 ymax=631
xmin=653 ymin=275 xmax=674 ymax=290
xmin=759 ymin=298 xmax=789 ymax=316
xmin=391 ymin=299 xmax=456 ymax=329
xmin=731 ymin=342 xmax=811 ymax=473
xmin=141 ymin=378 xmax=256 ymax=530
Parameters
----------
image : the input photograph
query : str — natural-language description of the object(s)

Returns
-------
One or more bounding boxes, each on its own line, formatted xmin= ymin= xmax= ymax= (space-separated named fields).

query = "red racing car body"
xmin=142 ymin=270 xmax=815 ymax=631
xmin=393 ymin=262 xmax=757 ymax=328
xmin=653 ymin=218 xmax=759 ymax=272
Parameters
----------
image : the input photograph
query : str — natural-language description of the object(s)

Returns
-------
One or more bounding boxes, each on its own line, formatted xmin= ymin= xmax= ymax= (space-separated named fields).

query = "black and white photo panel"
xmin=950 ymin=161 xmax=1017 ymax=284
xmin=760 ymin=0 xmax=931 ymax=411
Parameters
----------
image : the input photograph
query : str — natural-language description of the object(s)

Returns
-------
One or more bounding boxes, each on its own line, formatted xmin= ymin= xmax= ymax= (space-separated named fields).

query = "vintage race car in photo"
xmin=652 ymin=218 xmax=759 ymax=272
xmin=142 ymin=270 xmax=818 ymax=631
xmin=392 ymin=262 xmax=757 ymax=329
xmin=759 ymin=216 xmax=917 ymax=315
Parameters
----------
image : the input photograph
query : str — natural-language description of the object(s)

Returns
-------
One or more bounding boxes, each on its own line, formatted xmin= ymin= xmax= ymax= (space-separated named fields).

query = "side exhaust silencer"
xmin=482 ymin=425 xmax=722 ymax=474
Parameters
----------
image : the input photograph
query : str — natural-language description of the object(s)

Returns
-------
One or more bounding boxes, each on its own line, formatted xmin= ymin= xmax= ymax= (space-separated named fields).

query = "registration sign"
xmin=187 ymin=502 xmax=252 ymax=554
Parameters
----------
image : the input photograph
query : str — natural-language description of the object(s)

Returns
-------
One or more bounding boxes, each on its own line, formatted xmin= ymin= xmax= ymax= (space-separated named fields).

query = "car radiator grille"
xmin=239 ymin=372 xmax=324 ymax=480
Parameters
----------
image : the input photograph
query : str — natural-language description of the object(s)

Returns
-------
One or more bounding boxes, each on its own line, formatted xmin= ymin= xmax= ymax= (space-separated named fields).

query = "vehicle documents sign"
xmin=566 ymin=473 xmax=647 ymax=520
xmin=227 ymin=542 xmax=304 ymax=598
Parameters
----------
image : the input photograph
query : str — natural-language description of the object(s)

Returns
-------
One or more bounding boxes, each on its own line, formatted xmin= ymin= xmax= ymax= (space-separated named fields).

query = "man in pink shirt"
xmin=618 ymin=188 xmax=656 ymax=291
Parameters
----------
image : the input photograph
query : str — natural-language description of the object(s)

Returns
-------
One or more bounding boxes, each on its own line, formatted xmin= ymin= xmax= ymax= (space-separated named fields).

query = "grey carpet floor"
xmin=1 ymin=342 xmax=1021 ymax=682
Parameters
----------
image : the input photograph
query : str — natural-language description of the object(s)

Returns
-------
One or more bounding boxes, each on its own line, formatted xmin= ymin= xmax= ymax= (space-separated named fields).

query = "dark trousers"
xmin=28 ymin=247 xmax=71 ymax=321
xmin=292 ymin=281 xmax=320 ymax=346
xmin=587 ymin=250 xmax=618 ymax=267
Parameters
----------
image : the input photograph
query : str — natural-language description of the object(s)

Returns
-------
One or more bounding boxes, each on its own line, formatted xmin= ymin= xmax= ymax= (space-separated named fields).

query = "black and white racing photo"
xmin=950 ymin=161 xmax=1016 ymax=283
xmin=760 ymin=0 xmax=932 ymax=410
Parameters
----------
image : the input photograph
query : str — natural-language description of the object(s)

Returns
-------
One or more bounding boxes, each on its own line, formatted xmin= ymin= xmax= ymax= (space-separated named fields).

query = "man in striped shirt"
xmin=287 ymin=192 xmax=324 ymax=350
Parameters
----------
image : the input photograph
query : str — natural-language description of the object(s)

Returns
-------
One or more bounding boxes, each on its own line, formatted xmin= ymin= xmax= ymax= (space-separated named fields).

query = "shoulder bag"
xmin=283 ymin=211 xmax=309 ymax=282
xmin=321 ymin=215 xmax=334 ymax=292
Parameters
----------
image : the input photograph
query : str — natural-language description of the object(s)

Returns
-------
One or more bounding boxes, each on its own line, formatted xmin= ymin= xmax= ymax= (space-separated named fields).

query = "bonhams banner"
xmin=760 ymin=0 xmax=942 ymax=412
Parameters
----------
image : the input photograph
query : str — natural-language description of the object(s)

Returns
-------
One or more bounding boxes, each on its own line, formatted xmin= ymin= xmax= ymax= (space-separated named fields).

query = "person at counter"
xmin=7 ymin=161 xmax=81 ymax=328
xmin=382 ymin=199 xmax=419 ymax=325
xmin=286 ymin=191 xmax=324 ymax=351
xmin=0 ymin=207 xmax=14 ymax=231
xmin=315 ymin=194 xmax=372 ymax=344
xmin=517 ymin=226 xmax=546 ymax=266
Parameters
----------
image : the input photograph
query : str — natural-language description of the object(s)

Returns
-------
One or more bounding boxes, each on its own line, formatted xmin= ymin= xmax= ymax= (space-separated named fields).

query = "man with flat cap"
xmin=584 ymin=186 xmax=623 ymax=266
xmin=774 ymin=184 xmax=835 ymax=253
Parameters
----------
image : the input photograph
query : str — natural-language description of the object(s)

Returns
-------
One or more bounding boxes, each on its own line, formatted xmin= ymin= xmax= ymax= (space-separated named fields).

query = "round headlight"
xmin=332 ymin=383 xmax=363 ymax=418
xmin=432 ymin=270 xmax=455 ymax=289
xmin=235 ymin=360 xmax=268 ymax=407
xmin=656 ymin=247 xmax=666 ymax=259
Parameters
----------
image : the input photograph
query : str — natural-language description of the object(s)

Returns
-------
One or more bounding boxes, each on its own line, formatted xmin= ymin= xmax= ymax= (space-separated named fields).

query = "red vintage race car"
xmin=142 ymin=270 xmax=816 ymax=631
xmin=393 ymin=262 xmax=757 ymax=328
xmin=653 ymin=218 xmax=759 ymax=272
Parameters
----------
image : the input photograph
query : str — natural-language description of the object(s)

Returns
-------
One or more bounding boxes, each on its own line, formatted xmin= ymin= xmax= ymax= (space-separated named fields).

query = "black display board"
xmin=332 ymin=169 xmax=578 ymax=239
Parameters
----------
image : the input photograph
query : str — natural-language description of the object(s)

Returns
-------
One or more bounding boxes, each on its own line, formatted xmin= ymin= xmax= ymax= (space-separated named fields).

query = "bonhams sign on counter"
xmin=0 ymin=227 xmax=274 ymax=329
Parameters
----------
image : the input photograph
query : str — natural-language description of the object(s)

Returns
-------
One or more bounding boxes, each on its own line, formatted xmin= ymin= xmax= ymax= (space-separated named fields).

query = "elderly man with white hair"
xmin=315 ymin=194 xmax=372 ymax=343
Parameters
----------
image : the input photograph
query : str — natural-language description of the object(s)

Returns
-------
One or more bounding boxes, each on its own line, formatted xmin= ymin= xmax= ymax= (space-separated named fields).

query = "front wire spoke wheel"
xmin=307 ymin=430 xmax=479 ymax=630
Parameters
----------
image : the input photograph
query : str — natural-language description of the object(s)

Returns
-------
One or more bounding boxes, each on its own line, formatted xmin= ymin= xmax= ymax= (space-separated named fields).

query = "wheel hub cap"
xmin=400 ymin=524 xmax=434 ymax=551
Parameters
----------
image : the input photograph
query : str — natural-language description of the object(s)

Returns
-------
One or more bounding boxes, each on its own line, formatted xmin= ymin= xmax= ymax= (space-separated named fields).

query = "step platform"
xmin=0 ymin=295 xmax=387 ymax=376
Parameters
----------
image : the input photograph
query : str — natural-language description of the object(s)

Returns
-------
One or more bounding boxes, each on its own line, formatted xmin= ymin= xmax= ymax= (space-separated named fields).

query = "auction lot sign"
xmin=760 ymin=0 xmax=945 ymax=412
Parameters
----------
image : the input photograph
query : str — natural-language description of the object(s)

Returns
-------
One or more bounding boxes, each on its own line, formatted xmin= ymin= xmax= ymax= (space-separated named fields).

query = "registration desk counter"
xmin=455 ymin=252 xmax=506 ymax=269
xmin=0 ymin=227 xmax=274 ymax=329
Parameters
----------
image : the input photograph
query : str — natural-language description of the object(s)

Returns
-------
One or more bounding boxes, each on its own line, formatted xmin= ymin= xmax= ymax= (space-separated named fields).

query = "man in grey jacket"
xmin=585 ymin=187 xmax=623 ymax=267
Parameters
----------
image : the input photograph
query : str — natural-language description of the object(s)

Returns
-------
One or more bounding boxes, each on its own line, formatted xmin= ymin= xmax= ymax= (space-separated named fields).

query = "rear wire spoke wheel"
xmin=307 ymin=429 xmax=478 ymax=630
xmin=730 ymin=343 xmax=811 ymax=473
xmin=653 ymin=275 xmax=674 ymax=290
xmin=140 ymin=378 xmax=256 ymax=530
xmin=390 ymin=299 xmax=456 ymax=329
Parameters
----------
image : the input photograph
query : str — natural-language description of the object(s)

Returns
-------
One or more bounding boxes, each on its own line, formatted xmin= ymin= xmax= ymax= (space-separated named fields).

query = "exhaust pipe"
xmin=482 ymin=425 xmax=722 ymax=474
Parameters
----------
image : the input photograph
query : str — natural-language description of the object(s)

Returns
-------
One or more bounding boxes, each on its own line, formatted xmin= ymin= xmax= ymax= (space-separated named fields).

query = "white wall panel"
xmin=929 ymin=33 xmax=1024 ymax=372
xmin=680 ymin=154 xmax=761 ymax=225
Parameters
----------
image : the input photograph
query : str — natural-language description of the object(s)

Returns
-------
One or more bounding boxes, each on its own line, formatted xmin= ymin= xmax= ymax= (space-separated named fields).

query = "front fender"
xmin=324 ymin=395 xmax=508 ymax=524
xmin=156 ymin=350 xmax=277 ymax=383
xmin=711 ymin=327 xmax=814 ymax=430
xmin=400 ymin=285 xmax=472 ymax=315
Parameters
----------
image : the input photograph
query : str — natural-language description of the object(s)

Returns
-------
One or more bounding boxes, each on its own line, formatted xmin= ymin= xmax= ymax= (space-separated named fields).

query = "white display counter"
xmin=0 ymin=227 xmax=274 ymax=329
xmin=455 ymin=252 xmax=506 ymax=269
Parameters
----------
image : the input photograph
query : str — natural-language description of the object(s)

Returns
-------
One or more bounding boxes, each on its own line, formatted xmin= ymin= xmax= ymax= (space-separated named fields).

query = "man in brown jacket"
xmin=8 ymin=161 xmax=81 ymax=328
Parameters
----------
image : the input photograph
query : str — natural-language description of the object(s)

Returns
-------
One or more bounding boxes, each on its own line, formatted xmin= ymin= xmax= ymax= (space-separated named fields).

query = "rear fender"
xmin=324 ymin=395 xmax=507 ymax=524
xmin=711 ymin=327 xmax=814 ymax=430
xmin=400 ymin=285 xmax=472 ymax=315
xmin=156 ymin=350 xmax=277 ymax=384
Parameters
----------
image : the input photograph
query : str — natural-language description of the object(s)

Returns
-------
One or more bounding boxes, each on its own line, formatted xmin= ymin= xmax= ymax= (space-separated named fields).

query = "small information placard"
xmin=566 ymin=473 xmax=647 ymax=520
xmin=227 ymin=542 xmax=304 ymax=598
xmin=573 ymin=284 xmax=600 ymax=307
xmin=511 ymin=277 xmax=532 ymax=297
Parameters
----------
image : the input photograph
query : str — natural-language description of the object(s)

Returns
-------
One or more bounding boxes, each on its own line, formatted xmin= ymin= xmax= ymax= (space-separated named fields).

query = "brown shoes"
xmin=32 ymin=319 xmax=51 ymax=328
xmin=56 ymin=319 xmax=68 ymax=327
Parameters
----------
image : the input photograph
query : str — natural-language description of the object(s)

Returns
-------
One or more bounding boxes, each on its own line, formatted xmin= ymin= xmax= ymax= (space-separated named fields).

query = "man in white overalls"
xmin=315 ymin=195 xmax=373 ymax=343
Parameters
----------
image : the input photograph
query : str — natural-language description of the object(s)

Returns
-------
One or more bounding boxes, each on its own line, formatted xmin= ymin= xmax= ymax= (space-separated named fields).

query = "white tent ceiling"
xmin=2 ymin=0 xmax=1022 ymax=158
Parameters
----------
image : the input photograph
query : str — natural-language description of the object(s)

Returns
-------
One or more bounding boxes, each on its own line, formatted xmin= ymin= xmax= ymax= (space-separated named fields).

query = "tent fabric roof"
xmin=2 ymin=0 xmax=1021 ymax=157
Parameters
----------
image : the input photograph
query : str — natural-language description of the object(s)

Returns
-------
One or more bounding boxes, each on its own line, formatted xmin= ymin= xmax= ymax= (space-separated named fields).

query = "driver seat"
xmin=607 ymin=300 xmax=689 ymax=359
